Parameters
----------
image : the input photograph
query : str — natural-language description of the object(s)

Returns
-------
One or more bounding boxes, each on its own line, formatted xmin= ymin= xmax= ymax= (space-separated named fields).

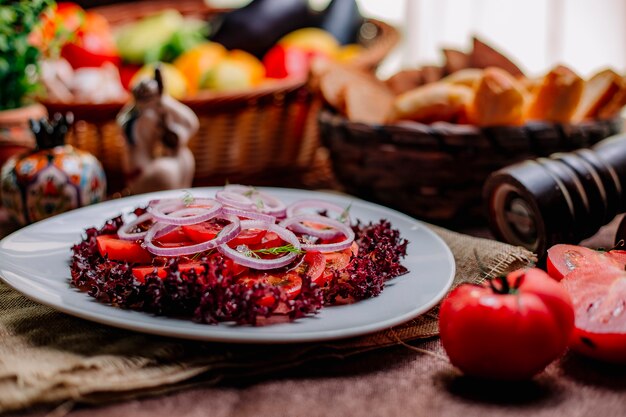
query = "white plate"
xmin=0 ymin=188 xmax=455 ymax=343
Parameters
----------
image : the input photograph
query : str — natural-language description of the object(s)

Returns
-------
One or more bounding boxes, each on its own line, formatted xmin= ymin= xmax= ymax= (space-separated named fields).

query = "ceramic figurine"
xmin=118 ymin=67 xmax=198 ymax=195
xmin=0 ymin=113 xmax=107 ymax=225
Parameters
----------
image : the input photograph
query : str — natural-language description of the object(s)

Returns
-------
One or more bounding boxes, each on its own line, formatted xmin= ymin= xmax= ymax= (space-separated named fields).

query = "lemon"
xmin=336 ymin=44 xmax=364 ymax=62
xmin=278 ymin=28 xmax=340 ymax=57
xmin=201 ymin=58 xmax=254 ymax=91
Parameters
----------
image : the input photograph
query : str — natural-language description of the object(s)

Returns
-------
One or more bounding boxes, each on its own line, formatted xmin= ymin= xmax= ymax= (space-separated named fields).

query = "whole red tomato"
xmin=439 ymin=268 xmax=575 ymax=380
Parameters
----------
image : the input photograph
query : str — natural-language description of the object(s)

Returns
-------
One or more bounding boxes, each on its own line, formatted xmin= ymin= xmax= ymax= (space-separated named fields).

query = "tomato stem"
xmin=488 ymin=273 xmax=525 ymax=295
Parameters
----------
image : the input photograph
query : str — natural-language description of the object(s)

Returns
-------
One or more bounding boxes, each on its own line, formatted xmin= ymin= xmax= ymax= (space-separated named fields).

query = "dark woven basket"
xmin=319 ymin=109 xmax=623 ymax=224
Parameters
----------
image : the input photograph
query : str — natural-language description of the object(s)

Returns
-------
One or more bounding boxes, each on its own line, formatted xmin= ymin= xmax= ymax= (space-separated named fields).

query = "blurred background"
xmin=4 ymin=0 xmax=626 ymax=244
xmin=74 ymin=0 xmax=626 ymax=76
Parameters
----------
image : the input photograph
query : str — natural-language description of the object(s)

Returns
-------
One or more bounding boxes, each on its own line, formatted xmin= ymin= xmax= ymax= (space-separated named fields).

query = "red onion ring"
xmin=148 ymin=198 xmax=222 ymax=225
xmin=221 ymin=206 xmax=277 ymax=223
xmin=286 ymin=199 xmax=351 ymax=225
xmin=280 ymin=213 xmax=343 ymax=240
xmin=143 ymin=215 xmax=241 ymax=257
xmin=216 ymin=190 xmax=255 ymax=210
xmin=256 ymin=192 xmax=287 ymax=217
xmin=223 ymin=185 xmax=287 ymax=217
xmin=218 ymin=220 xmax=300 ymax=270
xmin=152 ymin=223 xmax=178 ymax=240
xmin=117 ymin=212 xmax=154 ymax=241
xmin=280 ymin=214 xmax=354 ymax=253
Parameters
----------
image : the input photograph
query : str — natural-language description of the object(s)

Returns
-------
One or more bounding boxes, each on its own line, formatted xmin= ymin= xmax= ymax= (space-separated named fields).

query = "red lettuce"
xmin=70 ymin=216 xmax=408 ymax=325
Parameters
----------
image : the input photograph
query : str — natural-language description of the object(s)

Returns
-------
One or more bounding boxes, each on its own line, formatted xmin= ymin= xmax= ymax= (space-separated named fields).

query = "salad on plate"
xmin=70 ymin=185 xmax=409 ymax=325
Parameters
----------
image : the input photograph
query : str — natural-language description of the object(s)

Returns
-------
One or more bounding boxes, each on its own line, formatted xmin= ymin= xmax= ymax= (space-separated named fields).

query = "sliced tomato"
xmin=324 ymin=247 xmax=353 ymax=271
xmin=249 ymin=231 xmax=283 ymax=251
xmin=562 ymin=263 xmax=626 ymax=364
xmin=293 ymin=251 xmax=326 ymax=286
xmin=546 ymin=244 xmax=606 ymax=281
xmin=182 ymin=221 xmax=222 ymax=243
xmin=96 ymin=235 xmax=152 ymax=264
xmin=317 ymin=245 xmax=356 ymax=285
xmin=239 ymin=272 xmax=302 ymax=307
xmin=260 ymin=231 xmax=283 ymax=248
xmin=132 ymin=262 xmax=207 ymax=283
xmin=228 ymin=228 xmax=267 ymax=247
xmin=222 ymin=256 xmax=249 ymax=277
xmin=155 ymin=228 xmax=191 ymax=244
xmin=546 ymin=244 xmax=626 ymax=281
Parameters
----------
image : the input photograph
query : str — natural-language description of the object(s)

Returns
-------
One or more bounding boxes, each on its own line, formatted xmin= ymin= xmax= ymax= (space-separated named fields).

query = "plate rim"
xmin=0 ymin=187 xmax=455 ymax=344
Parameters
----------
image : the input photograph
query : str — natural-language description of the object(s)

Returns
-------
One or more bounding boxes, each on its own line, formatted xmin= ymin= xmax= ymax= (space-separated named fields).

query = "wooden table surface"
xmin=1 ymin=208 xmax=624 ymax=417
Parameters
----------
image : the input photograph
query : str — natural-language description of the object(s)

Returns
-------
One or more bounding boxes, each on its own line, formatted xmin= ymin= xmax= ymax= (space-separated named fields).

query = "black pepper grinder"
xmin=483 ymin=133 xmax=626 ymax=256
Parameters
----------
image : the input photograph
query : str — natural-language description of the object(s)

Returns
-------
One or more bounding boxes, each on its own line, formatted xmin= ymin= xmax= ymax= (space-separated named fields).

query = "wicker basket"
xmin=319 ymin=109 xmax=623 ymax=224
xmin=42 ymin=0 xmax=399 ymax=194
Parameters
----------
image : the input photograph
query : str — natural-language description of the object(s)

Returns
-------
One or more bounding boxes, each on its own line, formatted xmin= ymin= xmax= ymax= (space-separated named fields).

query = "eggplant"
xmin=211 ymin=0 xmax=364 ymax=58
xmin=210 ymin=0 xmax=313 ymax=58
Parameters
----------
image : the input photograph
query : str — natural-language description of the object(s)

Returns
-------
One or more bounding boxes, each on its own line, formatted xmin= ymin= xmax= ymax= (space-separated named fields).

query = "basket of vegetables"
xmin=36 ymin=0 xmax=399 ymax=193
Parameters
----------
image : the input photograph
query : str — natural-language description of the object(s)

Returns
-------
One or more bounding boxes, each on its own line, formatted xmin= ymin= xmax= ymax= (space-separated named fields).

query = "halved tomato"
xmin=132 ymin=262 xmax=207 ymax=283
xmin=547 ymin=244 xmax=626 ymax=281
xmin=96 ymin=235 xmax=152 ymax=264
xmin=546 ymin=244 xmax=604 ymax=281
xmin=562 ymin=262 xmax=626 ymax=364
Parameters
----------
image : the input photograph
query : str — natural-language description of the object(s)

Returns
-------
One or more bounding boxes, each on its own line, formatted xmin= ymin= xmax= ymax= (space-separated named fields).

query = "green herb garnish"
xmin=181 ymin=190 xmax=194 ymax=206
xmin=236 ymin=243 xmax=304 ymax=259
xmin=191 ymin=249 xmax=215 ymax=260
xmin=253 ymin=244 xmax=304 ymax=256
xmin=338 ymin=203 xmax=352 ymax=223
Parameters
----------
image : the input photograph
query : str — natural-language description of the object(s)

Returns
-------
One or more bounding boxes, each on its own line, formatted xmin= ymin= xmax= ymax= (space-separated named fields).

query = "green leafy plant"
xmin=0 ymin=0 xmax=53 ymax=110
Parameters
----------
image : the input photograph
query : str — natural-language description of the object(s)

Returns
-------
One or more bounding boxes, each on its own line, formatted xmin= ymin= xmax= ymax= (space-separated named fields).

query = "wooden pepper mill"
xmin=484 ymin=133 xmax=626 ymax=255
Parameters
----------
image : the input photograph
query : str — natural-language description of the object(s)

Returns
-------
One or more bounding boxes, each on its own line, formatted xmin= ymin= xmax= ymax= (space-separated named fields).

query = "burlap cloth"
xmin=0 ymin=225 xmax=536 ymax=413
